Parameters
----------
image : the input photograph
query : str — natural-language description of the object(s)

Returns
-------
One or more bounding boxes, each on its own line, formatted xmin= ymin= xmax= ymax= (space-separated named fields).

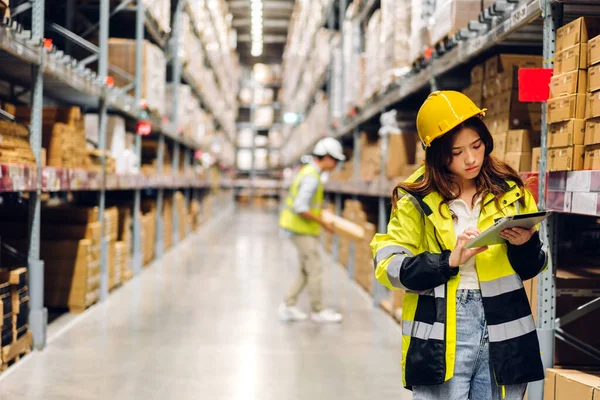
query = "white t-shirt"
xmin=449 ymin=197 xmax=482 ymax=290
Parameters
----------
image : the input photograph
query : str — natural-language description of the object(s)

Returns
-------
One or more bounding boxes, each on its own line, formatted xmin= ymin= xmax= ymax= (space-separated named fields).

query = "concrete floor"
xmin=0 ymin=207 xmax=411 ymax=400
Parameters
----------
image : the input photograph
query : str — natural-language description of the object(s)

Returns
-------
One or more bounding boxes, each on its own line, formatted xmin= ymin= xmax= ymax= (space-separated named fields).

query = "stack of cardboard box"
xmin=108 ymin=39 xmax=166 ymax=117
xmin=430 ymin=0 xmax=487 ymax=48
xmin=16 ymin=106 xmax=89 ymax=169
xmin=363 ymin=11 xmax=382 ymax=103
xmin=104 ymin=207 xmax=120 ymax=291
xmin=190 ymin=199 xmax=202 ymax=231
xmin=585 ymin=33 xmax=600 ymax=170
xmin=117 ymin=207 xmax=133 ymax=282
xmin=174 ymin=192 xmax=188 ymax=240
xmin=0 ymin=278 xmax=13 ymax=348
xmin=0 ymin=119 xmax=35 ymax=165
xmin=380 ymin=0 xmax=411 ymax=86
xmin=1 ymin=268 xmax=29 ymax=344
xmin=546 ymin=18 xmax=600 ymax=172
xmin=472 ymin=55 xmax=543 ymax=171
xmin=163 ymin=196 xmax=173 ymax=251
xmin=387 ymin=131 xmax=418 ymax=179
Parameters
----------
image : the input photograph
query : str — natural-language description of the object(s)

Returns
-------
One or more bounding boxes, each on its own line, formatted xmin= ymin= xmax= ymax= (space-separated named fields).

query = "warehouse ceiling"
xmin=226 ymin=0 xmax=294 ymax=65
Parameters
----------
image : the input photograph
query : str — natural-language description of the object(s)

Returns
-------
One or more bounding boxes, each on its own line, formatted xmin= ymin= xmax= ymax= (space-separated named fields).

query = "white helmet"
xmin=313 ymin=137 xmax=346 ymax=161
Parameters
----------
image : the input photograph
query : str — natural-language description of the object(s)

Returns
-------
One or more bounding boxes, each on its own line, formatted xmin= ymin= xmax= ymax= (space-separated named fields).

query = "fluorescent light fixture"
xmin=250 ymin=0 xmax=263 ymax=57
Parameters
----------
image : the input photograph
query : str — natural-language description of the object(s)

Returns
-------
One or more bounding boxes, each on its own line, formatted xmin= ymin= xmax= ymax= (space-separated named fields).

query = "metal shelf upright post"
xmin=530 ymin=1 xmax=563 ymax=399
xmin=132 ymin=0 xmax=145 ymax=275
xmin=374 ymin=119 xmax=389 ymax=306
xmin=29 ymin=0 xmax=47 ymax=350
xmin=97 ymin=0 xmax=110 ymax=301
xmin=170 ymin=0 xmax=185 ymax=245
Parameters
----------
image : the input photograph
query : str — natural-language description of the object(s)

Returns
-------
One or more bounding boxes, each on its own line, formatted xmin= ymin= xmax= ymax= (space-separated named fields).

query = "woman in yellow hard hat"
xmin=371 ymin=91 xmax=546 ymax=399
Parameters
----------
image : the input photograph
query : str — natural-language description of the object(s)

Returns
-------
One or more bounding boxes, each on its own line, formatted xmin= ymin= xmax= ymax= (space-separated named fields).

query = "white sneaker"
xmin=311 ymin=308 xmax=343 ymax=324
xmin=278 ymin=303 xmax=308 ymax=322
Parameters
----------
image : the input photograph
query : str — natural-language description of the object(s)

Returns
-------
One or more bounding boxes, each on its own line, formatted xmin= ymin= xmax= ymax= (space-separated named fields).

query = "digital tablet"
xmin=464 ymin=211 xmax=552 ymax=249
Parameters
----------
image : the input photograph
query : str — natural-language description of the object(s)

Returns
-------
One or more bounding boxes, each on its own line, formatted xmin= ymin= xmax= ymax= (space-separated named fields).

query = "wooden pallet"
xmin=1 ymin=331 xmax=32 ymax=371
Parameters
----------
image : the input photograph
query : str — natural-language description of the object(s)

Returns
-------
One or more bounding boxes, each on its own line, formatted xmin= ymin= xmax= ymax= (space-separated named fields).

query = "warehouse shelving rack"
xmin=0 ymin=0 xmax=235 ymax=351
xmin=281 ymin=0 xmax=600 ymax=398
xmin=234 ymin=72 xmax=284 ymax=200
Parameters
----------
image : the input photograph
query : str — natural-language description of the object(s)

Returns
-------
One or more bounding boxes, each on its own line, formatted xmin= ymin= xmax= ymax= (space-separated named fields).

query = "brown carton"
xmin=544 ymin=369 xmax=589 ymax=400
xmin=555 ymin=43 xmax=587 ymax=75
xmin=588 ymin=34 xmax=600 ymax=67
xmin=532 ymin=147 xmax=541 ymax=172
xmin=584 ymin=144 xmax=600 ymax=170
xmin=585 ymin=119 xmax=600 ymax=145
xmin=587 ymin=91 xmax=600 ymax=119
xmin=548 ymin=119 xmax=586 ymax=147
xmin=548 ymin=145 xmax=585 ymax=171
xmin=507 ymin=129 xmax=538 ymax=153
xmin=504 ymin=152 xmax=532 ymax=173
xmin=484 ymin=54 xmax=542 ymax=79
xmin=471 ymin=64 xmax=484 ymax=84
xmin=550 ymin=70 xmax=588 ymax=98
xmin=556 ymin=370 xmax=600 ymax=400
xmin=589 ymin=64 xmax=600 ymax=93
xmin=547 ymin=94 xmax=587 ymax=123
xmin=386 ymin=132 xmax=417 ymax=179
xmin=492 ymin=132 xmax=507 ymax=160
xmin=556 ymin=17 xmax=600 ymax=53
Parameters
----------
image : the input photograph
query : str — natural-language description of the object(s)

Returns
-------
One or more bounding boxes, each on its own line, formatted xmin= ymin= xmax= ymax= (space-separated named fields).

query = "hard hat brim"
xmin=424 ymin=108 xmax=487 ymax=147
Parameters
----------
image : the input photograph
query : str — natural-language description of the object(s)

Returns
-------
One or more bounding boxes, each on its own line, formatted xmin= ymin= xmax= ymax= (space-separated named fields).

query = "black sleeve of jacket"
xmin=400 ymin=250 xmax=458 ymax=291
xmin=507 ymin=231 xmax=546 ymax=281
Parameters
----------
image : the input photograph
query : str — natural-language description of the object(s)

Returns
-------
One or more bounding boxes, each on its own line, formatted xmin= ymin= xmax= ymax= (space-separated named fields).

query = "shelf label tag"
xmin=136 ymin=121 xmax=152 ymax=136
xmin=511 ymin=4 xmax=528 ymax=29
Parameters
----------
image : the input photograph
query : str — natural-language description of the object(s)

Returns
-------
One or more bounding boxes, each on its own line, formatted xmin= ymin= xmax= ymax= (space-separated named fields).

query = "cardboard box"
xmin=550 ymin=70 xmax=588 ymax=98
xmin=547 ymin=94 xmax=587 ymax=123
xmin=588 ymin=34 xmax=600 ymax=67
xmin=585 ymin=119 xmax=600 ymax=145
xmin=556 ymin=17 xmax=600 ymax=53
xmin=555 ymin=43 xmax=587 ymax=75
xmin=587 ymin=91 xmax=600 ymax=119
xmin=492 ymin=132 xmax=507 ymax=159
xmin=557 ymin=369 xmax=600 ymax=399
xmin=589 ymin=64 xmax=600 ymax=93
xmin=471 ymin=64 xmax=484 ymax=84
xmin=485 ymin=54 xmax=542 ymax=79
xmin=548 ymin=120 xmax=586 ymax=148
xmin=386 ymin=132 xmax=417 ymax=179
xmin=548 ymin=145 xmax=585 ymax=171
xmin=532 ymin=147 xmax=541 ymax=172
xmin=505 ymin=152 xmax=532 ymax=173
xmin=584 ymin=144 xmax=600 ymax=170
xmin=544 ymin=369 xmax=595 ymax=400
xmin=507 ymin=129 xmax=538 ymax=153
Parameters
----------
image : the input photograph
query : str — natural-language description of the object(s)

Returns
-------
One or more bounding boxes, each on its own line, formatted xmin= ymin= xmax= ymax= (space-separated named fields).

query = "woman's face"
xmin=447 ymin=127 xmax=485 ymax=184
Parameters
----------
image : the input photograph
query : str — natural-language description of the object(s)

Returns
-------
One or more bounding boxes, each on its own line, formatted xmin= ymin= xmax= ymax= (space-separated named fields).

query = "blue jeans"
xmin=412 ymin=290 xmax=527 ymax=400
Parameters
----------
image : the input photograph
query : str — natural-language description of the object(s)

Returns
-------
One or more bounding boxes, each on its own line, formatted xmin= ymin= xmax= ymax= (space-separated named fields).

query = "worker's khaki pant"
xmin=285 ymin=235 xmax=324 ymax=312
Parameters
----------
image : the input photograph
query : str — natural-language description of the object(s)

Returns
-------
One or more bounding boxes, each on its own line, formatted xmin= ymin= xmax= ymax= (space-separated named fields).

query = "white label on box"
xmin=566 ymin=170 xmax=592 ymax=192
xmin=571 ymin=192 xmax=599 ymax=216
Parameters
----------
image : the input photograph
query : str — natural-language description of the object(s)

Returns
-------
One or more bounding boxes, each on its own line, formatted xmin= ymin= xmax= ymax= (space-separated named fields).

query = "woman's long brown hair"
xmin=392 ymin=117 xmax=525 ymax=217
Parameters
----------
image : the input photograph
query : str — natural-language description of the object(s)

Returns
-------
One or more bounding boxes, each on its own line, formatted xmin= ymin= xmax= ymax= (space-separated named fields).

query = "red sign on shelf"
xmin=105 ymin=76 xmax=114 ymax=87
xmin=43 ymin=39 xmax=53 ymax=51
xmin=518 ymin=68 xmax=553 ymax=102
xmin=136 ymin=120 xmax=152 ymax=136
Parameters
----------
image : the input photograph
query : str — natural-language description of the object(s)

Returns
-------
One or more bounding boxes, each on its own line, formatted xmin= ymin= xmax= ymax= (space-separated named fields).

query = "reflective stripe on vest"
xmin=402 ymin=320 xmax=445 ymax=341
xmin=488 ymin=315 xmax=536 ymax=342
xmin=479 ymin=274 xmax=523 ymax=297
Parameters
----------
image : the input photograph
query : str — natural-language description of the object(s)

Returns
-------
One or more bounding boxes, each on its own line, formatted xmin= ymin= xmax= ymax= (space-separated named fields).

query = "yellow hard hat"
xmin=416 ymin=91 xmax=487 ymax=147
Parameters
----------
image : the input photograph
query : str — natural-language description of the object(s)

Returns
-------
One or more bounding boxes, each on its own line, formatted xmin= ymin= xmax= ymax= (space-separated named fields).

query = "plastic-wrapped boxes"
xmin=380 ymin=0 xmax=411 ymax=85
xmin=109 ymin=39 xmax=166 ymax=117
xmin=343 ymin=3 xmax=362 ymax=115
xmin=144 ymin=0 xmax=170 ymax=34
xmin=430 ymin=0 xmax=483 ymax=46
xmin=364 ymin=11 xmax=382 ymax=103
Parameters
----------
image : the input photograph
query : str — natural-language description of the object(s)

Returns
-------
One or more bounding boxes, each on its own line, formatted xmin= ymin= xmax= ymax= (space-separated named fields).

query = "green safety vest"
xmin=279 ymin=164 xmax=324 ymax=236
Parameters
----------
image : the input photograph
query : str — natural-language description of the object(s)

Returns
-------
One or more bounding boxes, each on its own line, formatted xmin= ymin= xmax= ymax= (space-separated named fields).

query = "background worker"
xmin=278 ymin=137 xmax=346 ymax=324
xmin=371 ymin=91 xmax=547 ymax=399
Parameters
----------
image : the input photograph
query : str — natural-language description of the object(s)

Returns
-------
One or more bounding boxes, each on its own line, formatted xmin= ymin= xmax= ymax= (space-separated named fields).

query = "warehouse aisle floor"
xmin=0 ymin=207 xmax=411 ymax=400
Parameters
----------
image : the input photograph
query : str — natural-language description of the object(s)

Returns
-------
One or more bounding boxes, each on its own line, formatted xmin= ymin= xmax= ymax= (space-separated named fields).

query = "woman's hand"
xmin=500 ymin=227 xmax=536 ymax=246
xmin=449 ymin=228 xmax=488 ymax=267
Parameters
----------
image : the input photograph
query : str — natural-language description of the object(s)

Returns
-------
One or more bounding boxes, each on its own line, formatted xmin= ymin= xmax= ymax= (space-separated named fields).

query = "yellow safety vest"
xmin=371 ymin=166 xmax=547 ymax=388
xmin=279 ymin=164 xmax=324 ymax=236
